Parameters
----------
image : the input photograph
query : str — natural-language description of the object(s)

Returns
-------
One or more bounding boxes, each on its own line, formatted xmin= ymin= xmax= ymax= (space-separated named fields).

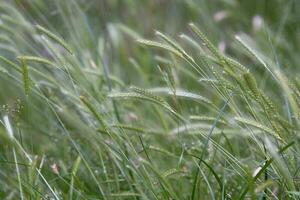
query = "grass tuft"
xmin=0 ymin=1 xmax=299 ymax=199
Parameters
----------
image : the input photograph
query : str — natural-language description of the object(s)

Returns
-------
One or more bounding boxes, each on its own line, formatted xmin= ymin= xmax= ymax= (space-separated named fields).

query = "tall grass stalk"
xmin=0 ymin=0 xmax=299 ymax=199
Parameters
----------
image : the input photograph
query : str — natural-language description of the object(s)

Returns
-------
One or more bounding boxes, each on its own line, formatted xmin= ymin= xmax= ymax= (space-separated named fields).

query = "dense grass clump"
xmin=0 ymin=0 xmax=300 ymax=199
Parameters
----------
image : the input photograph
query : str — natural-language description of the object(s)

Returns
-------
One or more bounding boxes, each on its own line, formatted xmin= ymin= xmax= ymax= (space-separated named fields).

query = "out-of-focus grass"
xmin=0 ymin=0 xmax=300 ymax=199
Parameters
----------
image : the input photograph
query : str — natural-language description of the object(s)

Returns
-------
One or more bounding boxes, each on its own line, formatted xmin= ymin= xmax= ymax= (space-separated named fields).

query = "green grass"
xmin=0 ymin=0 xmax=300 ymax=199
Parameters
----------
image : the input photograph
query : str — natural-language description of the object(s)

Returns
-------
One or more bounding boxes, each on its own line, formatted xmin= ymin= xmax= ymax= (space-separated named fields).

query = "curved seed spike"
xmin=79 ymin=96 xmax=108 ymax=131
xmin=136 ymin=39 xmax=183 ymax=58
xmin=163 ymin=168 xmax=180 ymax=178
xmin=189 ymin=116 xmax=227 ymax=125
xmin=235 ymin=117 xmax=282 ymax=140
xmin=189 ymin=23 xmax=240 ymax=79
xmin=243 ymin=71 xmax=261 ymax=100
xmin=36 ymin=24 xmax=73 ymax=55
xmin=109 ymin=91 xmax=185 ymax=123
xmin=130 ymin=86 xmax=166 ymax=104
xmin=155 ymin=31 xmax=195 ymax=63
xmin=148 ymin=87 xmax=214 ymax=106
xmin=20 ymin=59 xmax=29 ymax=96
xmin=189 ymin=23 xmax=222 ymax=61
xmin=225 ymin=57 xmax=248 ymax=73
xmin=17 ymin=56 xmax=54 ymax=66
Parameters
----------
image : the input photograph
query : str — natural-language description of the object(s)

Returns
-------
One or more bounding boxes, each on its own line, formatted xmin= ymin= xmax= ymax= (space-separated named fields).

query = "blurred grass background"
xmin=6 ymin=0 xmax=300 ymax=84
xmin=0 ymin=0 xmax=300 ymax=199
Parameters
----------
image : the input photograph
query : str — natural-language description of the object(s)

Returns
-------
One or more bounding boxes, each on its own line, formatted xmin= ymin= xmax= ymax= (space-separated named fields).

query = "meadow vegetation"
xmin=0 ymin=0 xmax=300 ymax=199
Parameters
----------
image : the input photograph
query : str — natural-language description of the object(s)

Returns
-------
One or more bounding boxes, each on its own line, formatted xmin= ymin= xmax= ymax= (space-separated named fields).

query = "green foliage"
xmin=0 ymin=0 xmax=300 ymax=199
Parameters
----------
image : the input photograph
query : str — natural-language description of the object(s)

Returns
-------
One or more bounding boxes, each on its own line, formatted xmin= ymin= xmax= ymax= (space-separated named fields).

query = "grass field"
xmin=0 ymin=0 xmax=300 ymax=199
